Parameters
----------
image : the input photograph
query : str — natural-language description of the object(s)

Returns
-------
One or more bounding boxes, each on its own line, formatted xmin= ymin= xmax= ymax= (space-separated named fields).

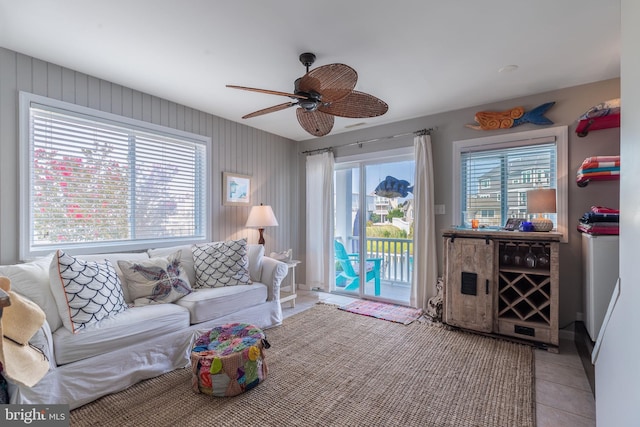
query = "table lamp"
xmin=526 ymin=188 xmax=556 ymax=232
xmin=246 ymin=203 xmax=279 ymax=245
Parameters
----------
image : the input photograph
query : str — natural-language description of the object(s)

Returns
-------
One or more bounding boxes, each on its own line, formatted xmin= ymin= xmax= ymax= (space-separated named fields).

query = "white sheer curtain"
xmin=411 ymin=134 xmax=438 ymax=309
xmin=305 ymin=151 xmax=335 ymax=291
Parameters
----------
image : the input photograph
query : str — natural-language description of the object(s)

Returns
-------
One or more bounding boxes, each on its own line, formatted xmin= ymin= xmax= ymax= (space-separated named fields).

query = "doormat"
xmin=338 ymin=300 xmax=423 ymax=325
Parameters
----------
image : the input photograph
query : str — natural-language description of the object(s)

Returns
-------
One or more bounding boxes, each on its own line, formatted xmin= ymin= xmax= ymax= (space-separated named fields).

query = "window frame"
xmin=19 ymin=92 xmax=212 ymax=260
xmin=452 ymin=126 xmax=568 ymax=242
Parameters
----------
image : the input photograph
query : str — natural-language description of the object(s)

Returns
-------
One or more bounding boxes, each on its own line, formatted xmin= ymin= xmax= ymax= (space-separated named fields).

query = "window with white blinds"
xmin=20 ymin=92 xmax=209 ymax=259
xmin=453 ymin=127 xmax=568 ymax=241
xmin=460 ymin=141 xmax=556 ymax=227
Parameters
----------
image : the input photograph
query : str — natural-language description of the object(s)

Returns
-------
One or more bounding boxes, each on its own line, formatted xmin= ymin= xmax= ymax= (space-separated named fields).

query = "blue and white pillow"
xmin=192 ymin=239 xmax=252 ymax=288
xmin=49 ymin=250 xmax=127 ymax=333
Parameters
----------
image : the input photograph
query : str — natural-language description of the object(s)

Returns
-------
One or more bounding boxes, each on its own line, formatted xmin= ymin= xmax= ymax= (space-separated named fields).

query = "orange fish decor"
xmin=465 ymin=101 xmax=555 ymax=130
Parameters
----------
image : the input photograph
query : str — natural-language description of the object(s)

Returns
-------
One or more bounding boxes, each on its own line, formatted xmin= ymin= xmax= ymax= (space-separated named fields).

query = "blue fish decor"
xmin=465 ymin=101 xmax=555 ymax=130
xmin=374 ymin=176 xmax=413 ymax=198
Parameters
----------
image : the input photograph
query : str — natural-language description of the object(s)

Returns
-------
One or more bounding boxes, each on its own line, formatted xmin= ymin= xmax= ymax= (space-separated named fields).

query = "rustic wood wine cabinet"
xmin=443 ymin=229 xmax=560 ymax=350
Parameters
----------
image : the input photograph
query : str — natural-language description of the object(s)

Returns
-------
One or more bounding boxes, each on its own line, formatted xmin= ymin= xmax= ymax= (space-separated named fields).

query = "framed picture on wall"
xmin=222 ymin=172 xmax=252 ymax=206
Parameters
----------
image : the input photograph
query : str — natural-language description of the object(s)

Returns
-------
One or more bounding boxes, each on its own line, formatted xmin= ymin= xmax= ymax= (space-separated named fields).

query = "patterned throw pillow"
xmin=118 ymin=251 xmax=192 ymax=306
xmin=192 ymin=239 xmax=252 ymax=288
xmin=49 ymin=250 xmax=128 ymax=333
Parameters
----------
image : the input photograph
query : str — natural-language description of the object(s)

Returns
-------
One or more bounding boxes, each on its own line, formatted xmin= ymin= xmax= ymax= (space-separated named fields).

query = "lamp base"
xmin=258 ymin=228 xmax=265 ymax=245
xmin=531 ymin=218 xmax=553 ymax=232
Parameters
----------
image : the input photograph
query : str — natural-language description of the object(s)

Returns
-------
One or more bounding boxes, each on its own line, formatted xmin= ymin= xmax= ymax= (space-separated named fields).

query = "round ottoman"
xmin=190 ymin=323 xmax=269 ymax=396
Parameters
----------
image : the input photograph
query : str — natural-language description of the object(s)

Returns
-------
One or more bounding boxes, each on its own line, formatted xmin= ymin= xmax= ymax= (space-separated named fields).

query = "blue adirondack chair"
xmin=334 ymin=240 xmax=382 ymax=296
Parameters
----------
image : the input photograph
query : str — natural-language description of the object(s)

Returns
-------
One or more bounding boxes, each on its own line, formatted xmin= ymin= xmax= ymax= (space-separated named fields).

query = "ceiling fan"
xmin=227 ymin=53 xmax=388 ymax=137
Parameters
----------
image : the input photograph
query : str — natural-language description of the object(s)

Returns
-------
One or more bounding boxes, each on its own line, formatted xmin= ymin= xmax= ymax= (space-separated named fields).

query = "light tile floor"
xmin=283 ymin=290 xmax=596 ymax=427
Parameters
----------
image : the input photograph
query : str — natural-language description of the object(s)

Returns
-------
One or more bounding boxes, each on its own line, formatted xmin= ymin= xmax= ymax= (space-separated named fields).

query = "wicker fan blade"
xmin=319 ymin=91 xmax=389 ymax=118
xmin=296 ymin=108 xmax=334 ymax=137
xmin=242 ymin=102 xmax=297 ymax=119
xmin=297 ymin=64 xmax=357 ymax=103
xmin=227 ymin=85 xmax=308 ymax=100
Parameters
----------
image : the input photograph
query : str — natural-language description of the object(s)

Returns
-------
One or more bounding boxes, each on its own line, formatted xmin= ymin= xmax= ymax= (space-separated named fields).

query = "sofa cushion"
xmin=149 ymin=243 xmax=264 ymax=284
xmin=52 ymin=303 xmax=190 ymax=365
xmin=117 ymin=251 xmax=192 ymax=306
xmin=49 ymin=250 xmax=128 ymax=333
xmin=0 ymin=253 xmax=62 ymax=331
xmin=192 ymin=239 xmax=251 ymax=288
xmin=175 ymin=283 xmax=267 ymax=324
xmin=148 ymin=244 xmax=196 ymax=287
xmin=79 ymin=252 xmax=150 ymax=303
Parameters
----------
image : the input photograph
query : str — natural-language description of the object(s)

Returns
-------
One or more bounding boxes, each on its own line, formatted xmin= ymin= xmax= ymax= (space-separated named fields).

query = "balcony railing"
xmin=346 ymin=236 xmax=413 ymax=286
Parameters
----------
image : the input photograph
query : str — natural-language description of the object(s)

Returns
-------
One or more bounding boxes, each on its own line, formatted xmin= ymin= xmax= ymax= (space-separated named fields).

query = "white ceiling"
xmin=0 ymin=1 xmax=620 ymax=142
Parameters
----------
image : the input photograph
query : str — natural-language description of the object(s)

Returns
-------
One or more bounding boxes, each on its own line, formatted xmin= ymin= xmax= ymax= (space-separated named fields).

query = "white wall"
xmin=595 ymin=2 xmax=640 ymax=425
xmin=0 ymin=48 xmax=299 ymax=264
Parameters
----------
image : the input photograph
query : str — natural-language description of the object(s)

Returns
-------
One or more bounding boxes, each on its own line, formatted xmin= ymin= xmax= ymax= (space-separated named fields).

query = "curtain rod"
xmin=301 ymin=127 xmax=435 ymax=156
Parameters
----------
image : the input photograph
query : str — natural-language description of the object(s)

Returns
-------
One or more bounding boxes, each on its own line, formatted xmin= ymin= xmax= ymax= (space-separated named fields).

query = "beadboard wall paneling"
xmin=0 ymin=47 xmax=298 ymax=264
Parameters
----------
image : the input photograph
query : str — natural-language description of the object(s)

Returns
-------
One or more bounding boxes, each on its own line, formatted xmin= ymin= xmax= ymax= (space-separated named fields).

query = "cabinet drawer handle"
xmin=486 ymin=279 xmax=489 ymax=294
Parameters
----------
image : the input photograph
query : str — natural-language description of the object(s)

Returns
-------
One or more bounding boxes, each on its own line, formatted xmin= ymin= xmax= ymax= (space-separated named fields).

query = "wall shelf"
xmin=575 ymin=114 xmax=620 ymax=137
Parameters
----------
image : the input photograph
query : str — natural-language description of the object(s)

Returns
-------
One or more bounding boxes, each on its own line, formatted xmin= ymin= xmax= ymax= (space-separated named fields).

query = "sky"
xmin=352 ymin=159 xmax=416 ymax=202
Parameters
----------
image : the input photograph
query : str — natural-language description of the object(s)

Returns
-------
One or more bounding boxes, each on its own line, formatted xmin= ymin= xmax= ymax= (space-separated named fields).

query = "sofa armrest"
xmin=260 ymin=257 xmax=288 ymax=302
xmin=31 ymin=318 xmax=57 ymax=369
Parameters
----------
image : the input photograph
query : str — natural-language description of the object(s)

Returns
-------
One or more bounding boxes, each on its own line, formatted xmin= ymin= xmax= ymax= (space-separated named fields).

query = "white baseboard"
xmin=297 ymin=283 xmax=313 ymax=291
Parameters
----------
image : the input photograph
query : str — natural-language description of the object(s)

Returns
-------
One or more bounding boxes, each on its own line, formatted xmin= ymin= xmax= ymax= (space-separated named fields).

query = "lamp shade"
xmin=246 ymin=204 xmax=278 ymax=245
xmin=245 ymin=204 xmax=279 ymax=228
xmin=526 ymin=189 xmax=556 ymax=232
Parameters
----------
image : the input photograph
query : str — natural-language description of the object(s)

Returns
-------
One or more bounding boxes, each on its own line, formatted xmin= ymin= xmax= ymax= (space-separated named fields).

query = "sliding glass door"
xmin=334 ymin=150 xmax=415 ymax=305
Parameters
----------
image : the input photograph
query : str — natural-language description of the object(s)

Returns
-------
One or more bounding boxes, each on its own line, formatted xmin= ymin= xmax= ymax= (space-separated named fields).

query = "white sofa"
xmin=0 ymin=242 xmax=288 ymax=409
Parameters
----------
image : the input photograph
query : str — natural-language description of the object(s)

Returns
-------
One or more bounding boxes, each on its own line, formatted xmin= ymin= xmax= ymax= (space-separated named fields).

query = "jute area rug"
xmin=71 ymin=304 xmax=535 ymax=427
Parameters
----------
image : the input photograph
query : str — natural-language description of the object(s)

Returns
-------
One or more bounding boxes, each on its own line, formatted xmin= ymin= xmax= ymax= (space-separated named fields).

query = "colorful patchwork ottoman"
xmin=190 ymin=323 xmax=269 ymax=397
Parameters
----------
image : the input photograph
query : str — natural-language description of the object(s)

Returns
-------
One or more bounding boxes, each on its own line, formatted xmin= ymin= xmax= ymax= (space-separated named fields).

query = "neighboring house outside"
xmin=392 ymin=199 xmax=414 ymax=234
xmin=466 ymin=156 xmax=552 ymax=227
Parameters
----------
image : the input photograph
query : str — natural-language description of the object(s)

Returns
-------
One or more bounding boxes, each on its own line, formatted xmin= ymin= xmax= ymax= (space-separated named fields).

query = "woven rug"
xmin=70 ymin=304 xmax=535 ymax=427
xmin=338 ymin=299 xmax=423 ymax=325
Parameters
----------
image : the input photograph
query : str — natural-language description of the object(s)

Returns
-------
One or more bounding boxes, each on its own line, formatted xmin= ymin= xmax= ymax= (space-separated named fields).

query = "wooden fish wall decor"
xmin=465 ymin=101 xmax=555 ymax=130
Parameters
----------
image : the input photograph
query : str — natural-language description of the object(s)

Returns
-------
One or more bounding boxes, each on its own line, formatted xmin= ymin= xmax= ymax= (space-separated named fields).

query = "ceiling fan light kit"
xmin=227 ymin=52 xmax=388 ymax=137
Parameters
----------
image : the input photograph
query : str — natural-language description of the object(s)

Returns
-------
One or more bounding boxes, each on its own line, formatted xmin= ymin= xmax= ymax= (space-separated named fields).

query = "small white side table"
xmin=280 ymin=260 xmax=301 ymax=308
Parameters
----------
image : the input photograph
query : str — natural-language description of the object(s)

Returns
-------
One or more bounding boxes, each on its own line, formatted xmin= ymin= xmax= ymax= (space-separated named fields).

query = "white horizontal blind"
xmin=28 ymin=104 xmax=206 ymax=252
xmin=460 ymin=139 xmax=556 ymax=227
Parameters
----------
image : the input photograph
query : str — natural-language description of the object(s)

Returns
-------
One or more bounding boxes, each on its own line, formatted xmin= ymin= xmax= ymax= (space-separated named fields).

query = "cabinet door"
xmin=444 ymin=237 xmax=494 ymax=332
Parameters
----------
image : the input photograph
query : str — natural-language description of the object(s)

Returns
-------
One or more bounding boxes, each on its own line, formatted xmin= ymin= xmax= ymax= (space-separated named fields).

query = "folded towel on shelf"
xmin=580 ymin=160 xmax=620 ymax=170
xmin=580 ymin=212 xmax=620 ymax=224
xmin=577 ymin=170 xmax=620 ymax=186
xmin=578 ymin=98 xmax=621 ymax=121
xmin=590 ymin=206 xmax=619 ymax=214
xmin=578 ymin=157 xmax=620 ymax=173
xmin=577 ymin=223 xmax=619 ymax=235
xmin=578 ymin=166 xmax=620 ymax=174
xmin=577 ymin=206 xmax=620 ymax=235
xmin=581 ymin=155 xmax=620 ymax=163
xmin=576 ymin=156 xmax=620 ymax=186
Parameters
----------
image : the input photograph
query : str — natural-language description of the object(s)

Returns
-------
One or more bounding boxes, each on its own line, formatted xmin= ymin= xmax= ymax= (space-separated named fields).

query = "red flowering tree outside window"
xmin=32 ymin=144 xmax=130 ymax=244
xmin=32 ymin=146 xmax=187 ymax=244
xmin=24 ymin=97 xmax=207 ymax=257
